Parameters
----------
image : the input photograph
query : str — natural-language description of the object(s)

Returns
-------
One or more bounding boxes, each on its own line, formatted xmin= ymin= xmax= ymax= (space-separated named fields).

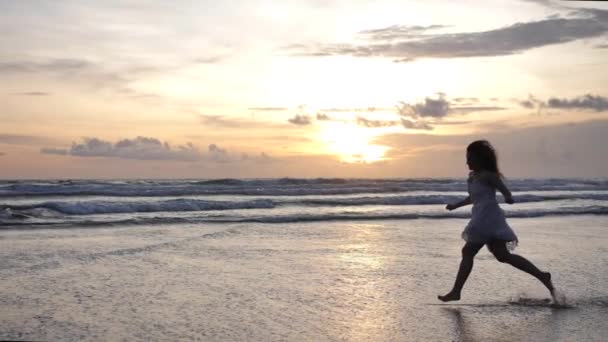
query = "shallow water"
xmin=1 ymin=216 xmax=607 ymax=341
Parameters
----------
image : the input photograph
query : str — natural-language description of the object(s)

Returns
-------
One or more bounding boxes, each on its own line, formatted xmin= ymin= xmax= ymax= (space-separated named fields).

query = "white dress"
xmin=461 ymin=172 xmax=518 ymax=248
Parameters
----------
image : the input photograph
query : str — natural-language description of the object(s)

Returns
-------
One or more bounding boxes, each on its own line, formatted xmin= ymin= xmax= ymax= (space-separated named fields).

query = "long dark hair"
xmin=467 ymin=140 xmax=502 ymax=177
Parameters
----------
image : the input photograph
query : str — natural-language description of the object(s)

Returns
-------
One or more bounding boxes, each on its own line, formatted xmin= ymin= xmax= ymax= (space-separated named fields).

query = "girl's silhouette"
xmin=438 ymin=140 xmax=554 ymax=302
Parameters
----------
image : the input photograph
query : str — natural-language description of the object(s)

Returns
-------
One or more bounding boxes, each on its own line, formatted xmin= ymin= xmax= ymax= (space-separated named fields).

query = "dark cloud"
xmin=41 ymin=136 xmax=202 ymax=161
xmin=400 ymin=118 xmax=433 ymax=130
xmin=316 ymin=113 xmax=332 ymax=121
xmin=390 ymin=94 xmax=509 ymax=130
xmin=518 ymin=94 xmax=608 ymax=112
xmin=595 ymin=43 xmax=608 ymax=49
xmin=356 ymin=116 xmax=399 ymax=128
xmin=547 ymin=94 xmax=608 ymax=111
xmin=288 ymin=114 xmax=312 ymax=125
xmin=519 ymin=94 xmax=543 ymax=109
xmin=40 ymin=137 xmax=279 ymax=164
xmin=208 ymin=143 xmax=232 ymax=163
xmin=40 ymin=147 xmax=68 ymax=155
xmin=14 ymin=91 xmax=51 ymax=96
xmin=397 ymin=94 xmax=450 ymax=118
xmin=284 ymin=10 xmax=608 ymax=61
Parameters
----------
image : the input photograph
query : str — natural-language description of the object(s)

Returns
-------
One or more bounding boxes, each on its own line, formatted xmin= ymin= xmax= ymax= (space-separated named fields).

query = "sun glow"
xmin=319 ymin=122 xmax=391 ymax=163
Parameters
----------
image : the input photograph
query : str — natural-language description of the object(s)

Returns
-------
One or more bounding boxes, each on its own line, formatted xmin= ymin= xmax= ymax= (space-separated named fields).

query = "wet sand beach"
xmin=1 ymin=216 xmax=607 ymax=341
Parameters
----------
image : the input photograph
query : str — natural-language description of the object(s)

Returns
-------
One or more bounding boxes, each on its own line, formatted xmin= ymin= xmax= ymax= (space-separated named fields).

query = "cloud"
xmin=358 ymin=24 xmax=448 ymax=41
xmin=452 ymin=97 xmax=479 ymax=103
xmin=547 ymin=94 xmax=608 ymax=111
xmin=248 ymin=107 xmax=288 ymax=111
xmin=373 ymin=119 xmax=608 ymax=177
xmin=518 ymin=94 xmax=608 ymax=112
xmin=288 ymin=114 xmax=312 ymax=125
xmin=0 ymin=152 xmax=4 ymax=156
xmin=400 ymin=118 xmax=433 ymax=130
xmin=193 ymin=56 xmax=226 ymax=64
xmin=207 ymin=144 xmax=279 ymax=164
xmin=356 ymin=116 xmax=399 ymax=127
xmin=0 ymin=134 xmax=61 ymax=146
xmin=449 ymin=106 xmax=507 ymax=114
xmin=0 ymin=59 xmax=90 ymax=74
xmin=40 ymin=136 xmax=282 ymax=165
xmin=241 ymin=151 xmax=279 ymax=164
xmin=316 ymin=112 xmax=332 ymax=121
xmin=390 ymin=94 xmax=508 ymax=130
xmin=200 ymin=115 xmax=246 ymax=128
xmin=284 ymin=10 xmax=608 ymax=61
xmin=518 ymin=0 xmax=556 ymax=7
xmin=41 ymin=136 xmax=202 ymax=161
xmin=208 ymin=143 xmax=232 ymax=163
xmin=397 ymin=94 xmax=450 ymax=118
xmin=0 ymin=58 xmax=165 ymax=101
xmin=40 ymin=147 xmax=68 ymax=155
xmin=14 ymin=91 xmax=51 ymax=96
xmin=320 ymin=107 xmax=389 ymax=113
xmin=199 ymin=115 xmax=288 ymax=129
xmin=401 ymin=95 xmax=507 ymax=117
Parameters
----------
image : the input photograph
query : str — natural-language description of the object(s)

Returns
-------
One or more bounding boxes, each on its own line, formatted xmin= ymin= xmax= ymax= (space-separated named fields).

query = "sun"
xmin=318 ymin=122 xmax=391 ymax=163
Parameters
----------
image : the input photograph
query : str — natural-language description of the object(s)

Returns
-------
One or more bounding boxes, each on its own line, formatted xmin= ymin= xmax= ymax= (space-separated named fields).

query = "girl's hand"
xmin=446 ymin=203 xmax=457 ymax=211
xmin=504 ymin=195 xmax=514 ymax=204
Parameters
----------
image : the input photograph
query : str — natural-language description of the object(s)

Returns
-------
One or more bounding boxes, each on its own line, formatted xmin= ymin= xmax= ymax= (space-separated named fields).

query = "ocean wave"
xmin=3 ymin=178 xmax=607 ymax=197
xmin=3 ymin=193 xmax=608 ymax=216
xmin=3 ymin=198 xmax=275 ymax=215
xmin=197 ymin=206 xmax=608 ymax=223
xmin=2 ymin=206 xmax=607 ymax=229
xmin=298 ymin=193 xmax=608 ymax=206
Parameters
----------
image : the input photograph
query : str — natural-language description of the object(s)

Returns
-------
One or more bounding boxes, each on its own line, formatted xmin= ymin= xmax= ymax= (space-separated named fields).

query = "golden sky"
xmin=1 ymin=0 xmax=608 ymax=179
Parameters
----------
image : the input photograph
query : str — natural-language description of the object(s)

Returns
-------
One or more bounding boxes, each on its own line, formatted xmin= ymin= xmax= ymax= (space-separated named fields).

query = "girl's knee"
xmin=489 ymin=246 xmax=510 ymax=262
xmin=461 ymin=246 xmax=477 ymax=258
xmin=493 ymin=252 xmax=509 ymax=263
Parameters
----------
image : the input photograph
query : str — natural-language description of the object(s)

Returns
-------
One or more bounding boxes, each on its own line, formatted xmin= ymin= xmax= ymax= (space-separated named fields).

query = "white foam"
xmin=551 ymin=288 xmax=569 ymax=307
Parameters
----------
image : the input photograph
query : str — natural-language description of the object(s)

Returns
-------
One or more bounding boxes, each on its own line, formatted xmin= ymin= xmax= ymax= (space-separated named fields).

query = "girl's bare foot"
xmin=438 ymin=291 xmax=461 ymax=302
xmin=540 ymin=272 xmax=554 ymax=293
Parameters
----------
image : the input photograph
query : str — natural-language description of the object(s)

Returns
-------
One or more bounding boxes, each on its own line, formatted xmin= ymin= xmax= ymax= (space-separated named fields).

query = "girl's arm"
xmin=485 ymin=172 xmax=514 ymax=204
xmin=446 ymin=196 xmax=472 ymax=211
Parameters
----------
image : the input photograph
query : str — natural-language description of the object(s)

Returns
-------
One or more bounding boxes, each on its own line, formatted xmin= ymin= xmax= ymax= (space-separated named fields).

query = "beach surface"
xmin=1 ymin=216 xmax=607 ymax=341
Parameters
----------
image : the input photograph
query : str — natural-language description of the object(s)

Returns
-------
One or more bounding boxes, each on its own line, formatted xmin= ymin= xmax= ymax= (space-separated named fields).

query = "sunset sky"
xmin=1 ymin=0 xmax=608 ymax=179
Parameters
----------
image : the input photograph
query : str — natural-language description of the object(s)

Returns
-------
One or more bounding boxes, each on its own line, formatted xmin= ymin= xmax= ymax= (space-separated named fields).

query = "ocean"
xmin=1 ymin=178 xmax=608 ymax=341
xmin=2 ymin=178 xmax=608 ymax=228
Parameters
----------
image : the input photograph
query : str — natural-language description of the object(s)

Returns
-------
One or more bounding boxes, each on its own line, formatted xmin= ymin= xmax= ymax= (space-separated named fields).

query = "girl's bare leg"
xmin=438 ymin=242 xmax=484 ymax=302
xmin=487 ymin=241 xmax=554 ymax=294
